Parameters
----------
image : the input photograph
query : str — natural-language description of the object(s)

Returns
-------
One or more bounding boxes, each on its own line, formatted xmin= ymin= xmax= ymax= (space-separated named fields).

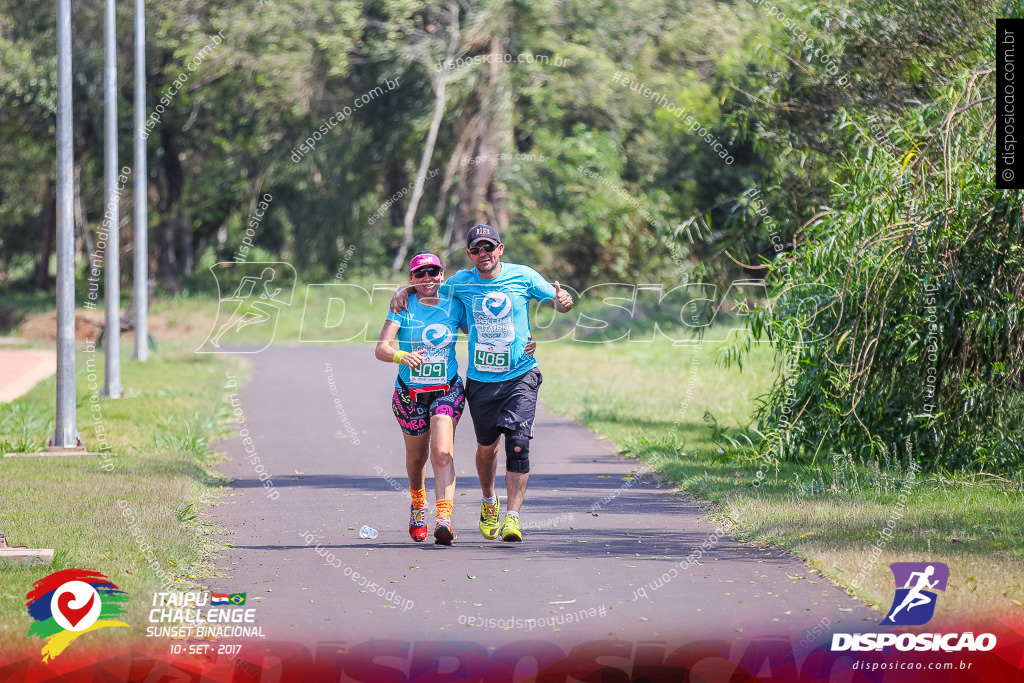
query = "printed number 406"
xmin=476 ymin=351 xmax=507 ymax=367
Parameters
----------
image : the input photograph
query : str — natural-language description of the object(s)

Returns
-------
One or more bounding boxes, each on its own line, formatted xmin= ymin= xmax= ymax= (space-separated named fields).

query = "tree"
xmin=388 ymin=1 xmax=465 ymax=273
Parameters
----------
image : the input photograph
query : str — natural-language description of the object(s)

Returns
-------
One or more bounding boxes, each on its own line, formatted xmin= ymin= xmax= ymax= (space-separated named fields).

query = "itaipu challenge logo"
xmin=26 ymin=568 xmax=130 ymax=661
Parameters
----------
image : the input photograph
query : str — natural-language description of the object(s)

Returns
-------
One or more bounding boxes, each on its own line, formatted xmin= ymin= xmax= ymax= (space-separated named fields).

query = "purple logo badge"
xmin=882 ymin=562 xmax=949 ymax=625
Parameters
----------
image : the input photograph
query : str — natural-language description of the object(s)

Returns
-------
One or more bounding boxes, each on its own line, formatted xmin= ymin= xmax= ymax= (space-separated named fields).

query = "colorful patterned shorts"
xmin=391 ymin=377 xmax=465 ymax=436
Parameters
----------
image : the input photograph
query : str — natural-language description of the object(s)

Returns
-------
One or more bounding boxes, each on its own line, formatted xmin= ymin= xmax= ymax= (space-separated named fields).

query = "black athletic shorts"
xmin=464 ymin=368 xmax=542 ymax=446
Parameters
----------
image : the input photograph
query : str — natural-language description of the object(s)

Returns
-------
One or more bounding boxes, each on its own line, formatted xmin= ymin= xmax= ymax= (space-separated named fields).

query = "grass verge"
xmin=535 ymin=335 xmax=1024 ymax=624
xmin=0 ymin=339 xmax=242 ymax=654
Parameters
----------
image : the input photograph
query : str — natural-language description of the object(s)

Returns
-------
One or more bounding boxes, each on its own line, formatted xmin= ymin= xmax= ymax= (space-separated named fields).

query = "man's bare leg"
xmin=476 ymin=437 xmax=501 ymax=498
xmin=505 ymin=471 xmax=529 ymax=514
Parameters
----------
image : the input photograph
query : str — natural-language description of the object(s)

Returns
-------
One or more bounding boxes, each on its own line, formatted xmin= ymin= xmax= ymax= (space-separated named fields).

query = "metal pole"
xmin=133 ymin=0 xmax=149 ymax=361
xmin=49 ymin=0 xmax=82 ymax=449
xmin=103 ymin=0 xmax=123 ymax=397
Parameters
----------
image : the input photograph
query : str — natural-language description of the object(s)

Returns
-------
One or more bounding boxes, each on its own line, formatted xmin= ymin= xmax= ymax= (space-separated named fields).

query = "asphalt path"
xmin=205 ymin=345 xmax=878 ymax=652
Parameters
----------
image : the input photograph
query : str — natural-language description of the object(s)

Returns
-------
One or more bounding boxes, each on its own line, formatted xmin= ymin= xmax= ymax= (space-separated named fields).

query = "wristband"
xmin=393 ymin=350 xmax=407 ymax=364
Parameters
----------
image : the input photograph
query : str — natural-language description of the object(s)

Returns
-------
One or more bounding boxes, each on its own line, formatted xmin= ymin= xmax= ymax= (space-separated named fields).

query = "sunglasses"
xmin=468 ymin=242 xmax=499 ymax=255
xmin=412 ymin=266 xmax=441 ymax=278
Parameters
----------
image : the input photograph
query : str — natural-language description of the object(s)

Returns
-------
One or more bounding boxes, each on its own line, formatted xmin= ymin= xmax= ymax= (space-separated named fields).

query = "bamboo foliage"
xmin=749 ymin=66 xmax=1024 ymax=471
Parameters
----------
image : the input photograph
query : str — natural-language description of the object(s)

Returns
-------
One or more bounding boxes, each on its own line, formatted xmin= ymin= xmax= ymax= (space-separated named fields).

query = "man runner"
xmin=391 ymin=224 xmax=574 ymax=542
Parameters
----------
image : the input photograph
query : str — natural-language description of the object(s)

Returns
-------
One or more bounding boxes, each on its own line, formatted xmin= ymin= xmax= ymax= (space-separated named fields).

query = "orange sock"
xmin=410 ymin=488 xmax=426 ymax=508
xmin=436 ymin=498 xmax=453 ymax=520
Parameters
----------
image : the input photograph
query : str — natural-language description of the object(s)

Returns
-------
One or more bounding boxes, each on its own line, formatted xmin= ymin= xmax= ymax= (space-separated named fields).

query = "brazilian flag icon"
xmin=229 ymin=593 xmax=247 ymax=605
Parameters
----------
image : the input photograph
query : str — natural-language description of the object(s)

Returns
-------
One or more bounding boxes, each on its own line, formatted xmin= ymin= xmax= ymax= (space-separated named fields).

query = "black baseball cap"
xmin=466 ymin=224 xmax=501 ymax=247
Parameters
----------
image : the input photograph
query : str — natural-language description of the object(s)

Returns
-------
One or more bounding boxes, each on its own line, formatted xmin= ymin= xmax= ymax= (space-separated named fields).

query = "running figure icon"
xmin=210 ymin=267 xmax=286 ymax=348
xmin=887 ymin=564 xmax=938 ymax=623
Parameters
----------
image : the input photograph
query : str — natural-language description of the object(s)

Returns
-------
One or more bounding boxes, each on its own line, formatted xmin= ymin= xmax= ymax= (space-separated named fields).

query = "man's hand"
xmin=553 ymin=281 xmax=574 ymax=312
xmin=525 ymin=336 xmax=536 ymax=356
xmin=390 ymin=286 xmax=412 ymax=314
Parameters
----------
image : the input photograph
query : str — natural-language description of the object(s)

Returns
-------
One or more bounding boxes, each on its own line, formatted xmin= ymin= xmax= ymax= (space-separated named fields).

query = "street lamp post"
xmin=133 ymin=0 xmax=149 ymax=362
xmin=103 ymin=0 xmax=123 ymax=397
xmin=48 ymin=0 xmax=84 ymax=451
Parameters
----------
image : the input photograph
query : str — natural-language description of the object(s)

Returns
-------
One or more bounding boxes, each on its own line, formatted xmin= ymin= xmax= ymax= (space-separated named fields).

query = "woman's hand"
xmin=401 ymin=350 xmax=425 ymax=368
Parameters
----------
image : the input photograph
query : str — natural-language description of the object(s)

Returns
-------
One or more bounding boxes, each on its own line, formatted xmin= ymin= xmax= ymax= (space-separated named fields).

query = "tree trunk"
xmin=389 ymin=1 xmax=462 ymax=274
xmin=390 ymin=70 xmax=447 ymax=275
xmin=434 ymin=29 xmax=512 ymax=250
xmin=157 ymin=127 xmax=184 ymax=294
xmin=386 ymin=162 xmax=409 ymax=229
xmin=35 ymin=186 xmax=56 ymax=290
xmin=470 ymin=36 xmax=512 ymax=230
xmin=179 ymin=212 xmax=194 ymax=276
xmin=74 ymin=163 xmax=96 ymax=273
xmin=435 ymin=115 xmax=476 ymax=253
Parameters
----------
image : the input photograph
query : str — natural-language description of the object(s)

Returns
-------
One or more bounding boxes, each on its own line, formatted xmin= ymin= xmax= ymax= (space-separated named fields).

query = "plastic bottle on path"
xmin=358 ymin=525 xmax=378 ymax=539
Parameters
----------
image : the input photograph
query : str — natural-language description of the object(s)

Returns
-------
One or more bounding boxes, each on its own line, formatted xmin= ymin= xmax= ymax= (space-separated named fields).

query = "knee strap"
xmin=505 ymin=431 xmax=531 ymax=474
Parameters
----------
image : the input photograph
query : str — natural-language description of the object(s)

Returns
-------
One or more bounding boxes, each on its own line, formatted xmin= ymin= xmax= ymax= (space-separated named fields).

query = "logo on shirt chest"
xmin=481 ymin=292 xmax=512 ymax=319
xmin=421 ymin=324 xmax=453 ymax=348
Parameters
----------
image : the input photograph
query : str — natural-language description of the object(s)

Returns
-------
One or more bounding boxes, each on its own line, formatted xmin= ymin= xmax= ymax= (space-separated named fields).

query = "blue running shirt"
xmin=385 ymin=293 xmax=464 ymax=388
xmin=441 ymin=263 xmax=556 ymax=383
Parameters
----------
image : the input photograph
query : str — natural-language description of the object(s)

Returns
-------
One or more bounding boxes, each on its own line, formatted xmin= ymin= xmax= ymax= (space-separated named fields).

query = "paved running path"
xmin=0 ymin=349 xmax=55 ymax=402
xmin=205 ymin=346 xmax=877 ymax=650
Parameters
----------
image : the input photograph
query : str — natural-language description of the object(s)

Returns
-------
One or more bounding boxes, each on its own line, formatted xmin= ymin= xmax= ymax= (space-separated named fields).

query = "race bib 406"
xmin=474 ymin=346 xmax=511 ymax=372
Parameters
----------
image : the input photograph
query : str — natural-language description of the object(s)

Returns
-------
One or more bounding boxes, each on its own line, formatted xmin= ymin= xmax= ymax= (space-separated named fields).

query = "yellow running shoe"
xmin=499 ymin=515 xmax=522 ymax=542
xmin=479 ymin=497 xmax=500 ymax=539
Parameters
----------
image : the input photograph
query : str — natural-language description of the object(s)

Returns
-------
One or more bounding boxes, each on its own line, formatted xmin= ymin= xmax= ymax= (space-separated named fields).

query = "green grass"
xmin=535 ymin=335 xmax=1024 ymax=623
xmin=0 ymin=340 xmax=243 ymax=654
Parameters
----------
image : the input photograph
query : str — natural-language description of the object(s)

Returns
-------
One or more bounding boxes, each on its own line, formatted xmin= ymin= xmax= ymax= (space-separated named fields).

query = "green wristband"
xmin=393 ymin=350 xmax=407 ymax=364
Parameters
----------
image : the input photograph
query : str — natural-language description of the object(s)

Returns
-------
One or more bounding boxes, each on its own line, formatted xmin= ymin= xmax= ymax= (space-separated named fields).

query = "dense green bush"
xmin=749 ymin=66 xmax=1024 ymax=472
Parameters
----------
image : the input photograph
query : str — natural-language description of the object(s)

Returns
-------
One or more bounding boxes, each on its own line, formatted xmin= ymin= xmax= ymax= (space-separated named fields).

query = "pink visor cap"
xmin=409 ymin=252 xmax=442 ymax=273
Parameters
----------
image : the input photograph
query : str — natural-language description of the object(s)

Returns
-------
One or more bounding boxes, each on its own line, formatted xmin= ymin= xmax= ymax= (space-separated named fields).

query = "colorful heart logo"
xmin=50 ymin=581 xmax=101 ymax=632
xmin=26 ymin=568 xmax=131 ymax=662
xmin=57 ymin=591 xmax=94 ymax=628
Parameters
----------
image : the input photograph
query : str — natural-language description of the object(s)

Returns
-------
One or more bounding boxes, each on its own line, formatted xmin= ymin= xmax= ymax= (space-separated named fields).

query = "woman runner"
xmin=374 ymin=251 xmax=465 ymax=545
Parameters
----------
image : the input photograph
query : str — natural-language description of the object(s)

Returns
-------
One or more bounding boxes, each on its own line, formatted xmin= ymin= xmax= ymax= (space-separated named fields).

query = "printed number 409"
xmin=416 ymin=362 xmax=444 ymax=377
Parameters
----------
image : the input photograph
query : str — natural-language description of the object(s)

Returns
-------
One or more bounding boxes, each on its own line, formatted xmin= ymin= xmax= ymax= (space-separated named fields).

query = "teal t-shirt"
xmin=441 ymin=263 xmax=556 ymax=383
xmin=385 ymin=293 xmax=463 ymax=388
